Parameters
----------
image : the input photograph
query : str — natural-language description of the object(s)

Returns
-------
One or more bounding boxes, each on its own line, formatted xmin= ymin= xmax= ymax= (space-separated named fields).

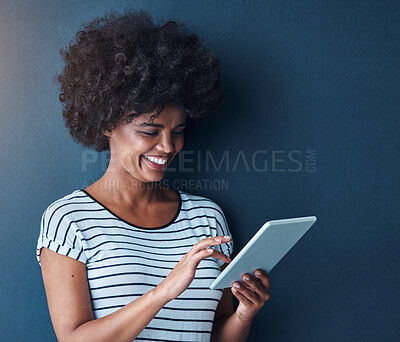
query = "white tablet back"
xmin=210 ymin=216 xmax=317 ymax=290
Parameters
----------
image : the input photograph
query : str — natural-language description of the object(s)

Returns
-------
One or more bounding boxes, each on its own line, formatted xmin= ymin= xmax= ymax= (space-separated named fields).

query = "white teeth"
xmin=144 ymin=155 xmax=168 ymax=165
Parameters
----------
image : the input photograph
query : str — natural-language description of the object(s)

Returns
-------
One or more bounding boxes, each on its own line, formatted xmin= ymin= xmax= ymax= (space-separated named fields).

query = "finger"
xmin=242 ymin=273 xmax=270 ymax=301
xmin=205 ymin=249 xmax=231 ymax=264
xmin=192 ymin=248 xmax=231 ymax=265
xmin=190 ymin=235 xmax=231 ymax=254
xmin=254 ymin=269 xmax=270 ymax=290
xmin=231 ymin=282 xmax=257 ymax=305
xmin=241 ymin=273 xmax=264 ymax=294
xmin=231 ymin=285 xmax=254 ymax=306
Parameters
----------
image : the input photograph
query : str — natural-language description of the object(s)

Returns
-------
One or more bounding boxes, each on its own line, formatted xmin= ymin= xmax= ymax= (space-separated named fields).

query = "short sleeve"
xmin=210 ymin=201 xmax=234 ymax=267
xmin=36 ymin=203 xmax=87 ymax=266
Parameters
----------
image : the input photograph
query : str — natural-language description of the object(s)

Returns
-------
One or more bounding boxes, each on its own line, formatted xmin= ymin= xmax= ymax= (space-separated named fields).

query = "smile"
xmin=143 ymin=155 xmax=168 ymax=165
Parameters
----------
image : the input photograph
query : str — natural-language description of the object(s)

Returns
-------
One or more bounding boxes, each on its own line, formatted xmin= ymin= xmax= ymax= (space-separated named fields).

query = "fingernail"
xmin=244 ymin=275 xmax=250 ymax=281
xmin=207 ymin=248 xmax=213 ymax=253
xmin=234 ymin=283 xmax=241 ymax=288
xmin=227 ymin=257 xmax=231 ymax=261
xmin=214 ymin=238 xmax=221 ymax=243
xmin=256 ymin=270 xmax=262 ymax=276
xmin=232 ymin=287 xmax=237 ymax=292
xmin=224 ymin=236 xmax=231 ymax=239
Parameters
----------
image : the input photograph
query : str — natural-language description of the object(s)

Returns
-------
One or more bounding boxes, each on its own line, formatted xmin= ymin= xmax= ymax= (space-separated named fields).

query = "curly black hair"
xmin=58 ymin=9 xmax=226 ymax=152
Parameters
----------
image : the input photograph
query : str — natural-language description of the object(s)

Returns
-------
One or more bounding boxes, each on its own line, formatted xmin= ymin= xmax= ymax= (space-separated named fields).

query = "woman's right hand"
xmin=157 ymin=235 xmax=232 ymax=302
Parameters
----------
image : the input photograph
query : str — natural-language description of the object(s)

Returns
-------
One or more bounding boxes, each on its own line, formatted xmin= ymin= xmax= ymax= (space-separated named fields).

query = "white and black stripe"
xmin=36 ymin=188 xmax=234 ymax=341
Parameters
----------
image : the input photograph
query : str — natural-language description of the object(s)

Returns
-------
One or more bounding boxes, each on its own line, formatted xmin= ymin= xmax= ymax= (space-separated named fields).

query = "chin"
xmin=141 ymin=173 xmax=165 ymax=182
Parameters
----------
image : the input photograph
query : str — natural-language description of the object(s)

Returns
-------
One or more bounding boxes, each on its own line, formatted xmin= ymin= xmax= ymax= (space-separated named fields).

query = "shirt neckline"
xmin=79 ymin=188 xmax=182 ymax=230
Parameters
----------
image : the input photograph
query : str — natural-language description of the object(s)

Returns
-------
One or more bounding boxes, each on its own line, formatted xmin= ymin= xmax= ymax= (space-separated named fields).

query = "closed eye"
xmin=141 ymin=131 xmax=184 ymax=136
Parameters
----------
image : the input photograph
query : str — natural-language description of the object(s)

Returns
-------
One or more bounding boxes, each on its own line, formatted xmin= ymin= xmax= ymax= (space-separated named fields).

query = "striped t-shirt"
xmin=36 ymin=188 xmax=234 ymax=342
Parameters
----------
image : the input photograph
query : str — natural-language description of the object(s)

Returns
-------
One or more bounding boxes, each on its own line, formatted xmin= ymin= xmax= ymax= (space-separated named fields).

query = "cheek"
xmin=175 ymin=136 xmax=185 ymax=150
xmin=120 ymin=133 xmax=151 ymax=153
xmin=120 ymin=151 xmax=138 ymax=173
xmin=118 ymin=137 xmax=150 ymax=170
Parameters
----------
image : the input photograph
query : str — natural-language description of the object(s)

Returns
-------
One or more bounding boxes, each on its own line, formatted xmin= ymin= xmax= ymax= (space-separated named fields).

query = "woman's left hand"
xmin=231 ymin=269 xmax=271 ymax=323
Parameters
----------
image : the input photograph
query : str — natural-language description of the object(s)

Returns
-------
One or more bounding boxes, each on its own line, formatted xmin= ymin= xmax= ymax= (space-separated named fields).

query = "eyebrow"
xmin=137 ymin=122 xmax=186 ymax=128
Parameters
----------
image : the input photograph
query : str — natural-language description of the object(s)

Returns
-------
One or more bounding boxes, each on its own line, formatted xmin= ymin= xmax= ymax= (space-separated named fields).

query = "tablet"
xmin=209 ymin=216 xmax=317 ymax=290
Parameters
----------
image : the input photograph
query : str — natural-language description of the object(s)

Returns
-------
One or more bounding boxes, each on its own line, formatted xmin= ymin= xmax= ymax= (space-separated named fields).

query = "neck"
xmin=88 ymin=168 xmax=169 ymax=208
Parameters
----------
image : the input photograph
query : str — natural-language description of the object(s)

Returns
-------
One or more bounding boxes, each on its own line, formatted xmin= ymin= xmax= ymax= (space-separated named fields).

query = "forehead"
xmin=135 ymin=104 xmax=186 ymax=126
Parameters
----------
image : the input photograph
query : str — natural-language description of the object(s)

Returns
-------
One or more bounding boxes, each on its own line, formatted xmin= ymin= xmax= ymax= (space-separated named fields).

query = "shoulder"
xmin=41 ymin=189 xmax=90 ymax=224
xmin=37 ymin=189 xmax=90 ymax=266
xmin=176 ymin=190 xmax=234 ymax=261
xmin=178 ymin=189 xmax=227 ymax=218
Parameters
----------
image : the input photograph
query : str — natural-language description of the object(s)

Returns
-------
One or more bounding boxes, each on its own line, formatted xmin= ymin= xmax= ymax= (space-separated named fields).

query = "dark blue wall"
xmin=1 ymin=0 xmax=399 ymax=341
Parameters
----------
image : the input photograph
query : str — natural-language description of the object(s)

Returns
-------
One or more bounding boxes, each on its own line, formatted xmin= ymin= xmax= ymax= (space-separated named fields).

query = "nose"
xmin=158 ymin=132 xmax=175 ymax=154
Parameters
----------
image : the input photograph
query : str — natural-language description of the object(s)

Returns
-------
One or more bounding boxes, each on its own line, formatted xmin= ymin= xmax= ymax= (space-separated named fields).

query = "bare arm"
xmin=40 ymin=235 xmax=232 ymax=342
xmin=40 ymin=247 xmax=170 ymax=342
xmin=211 ymin=312 xmax=253 ymax=342
xmin=211 ymin=267 xmax=271 ymax=342
xmin=211 ymin=263 xmax=253 ymax=342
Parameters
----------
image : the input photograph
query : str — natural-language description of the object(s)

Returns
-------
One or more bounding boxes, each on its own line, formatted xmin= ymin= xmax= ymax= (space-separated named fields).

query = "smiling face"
xmin=105 ymin=103 xmax=186 ymax=184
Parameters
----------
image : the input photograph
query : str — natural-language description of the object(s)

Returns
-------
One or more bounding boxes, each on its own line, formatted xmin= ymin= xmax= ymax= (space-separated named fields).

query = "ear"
xmin=103 ymin=126 xmax=114 ymax=138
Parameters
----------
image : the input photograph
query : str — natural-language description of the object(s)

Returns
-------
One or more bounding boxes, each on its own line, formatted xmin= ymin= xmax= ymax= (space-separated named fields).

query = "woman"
xmin=36 ymin=9 xmax=270 ymax=342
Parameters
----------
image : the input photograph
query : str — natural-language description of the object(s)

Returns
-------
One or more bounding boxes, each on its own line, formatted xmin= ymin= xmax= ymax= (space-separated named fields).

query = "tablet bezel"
xmin=209 ymin=216 xmax=317 ymax=290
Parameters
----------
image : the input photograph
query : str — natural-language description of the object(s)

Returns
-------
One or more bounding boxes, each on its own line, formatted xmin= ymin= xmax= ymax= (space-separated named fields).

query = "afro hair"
xmin=58 ymin=9 xmax=226 ymax=152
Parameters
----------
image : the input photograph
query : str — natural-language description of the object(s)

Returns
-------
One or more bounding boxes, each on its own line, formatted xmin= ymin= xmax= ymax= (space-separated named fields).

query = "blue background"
xmin=1 ymin=0 xmax=399 ymax=341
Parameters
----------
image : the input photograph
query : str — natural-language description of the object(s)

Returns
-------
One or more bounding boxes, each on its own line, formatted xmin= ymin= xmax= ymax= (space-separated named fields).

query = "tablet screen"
xmin=209 ymin=216 xmax=317 ymax=290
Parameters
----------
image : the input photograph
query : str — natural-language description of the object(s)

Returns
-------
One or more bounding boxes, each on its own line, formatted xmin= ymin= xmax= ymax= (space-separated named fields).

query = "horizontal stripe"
xmin=87 ymin=271 xmax=220 ymax=281
xmin=89 ymin=281 xmax=223 ymax=291
xmin=93 ymin=304 xmax=217 ymax=313
xmin=76 ymin=219 xmax=217 ymax=235
xmin=36 ymin=188 xmax=234 ymax=341
xmin=89 ymin=282 xmax=223 ymax=292
xmin=86 ymin=247 xmax=188 ymax=263
xmin=82 ymin=231 xmax=211 ymax=243
xmin=88 ymin=261 xmax=220 ymax=272
xmin=83 ymin=239 xmax=196 ymax=252
xmin=152 ymin=316 xmax=214 ymax=323
xmin=140 ymin=326 xmax=211 ymax=333
xmin=91 ymin=293 xmax=220 ymax=302
xmin=134 ymin=338 xmax=194 ymax=342
xmin=88 ymin=251 xmax=219 ymax=266
xmin=74 ymin=215 xmax=220 ymax=233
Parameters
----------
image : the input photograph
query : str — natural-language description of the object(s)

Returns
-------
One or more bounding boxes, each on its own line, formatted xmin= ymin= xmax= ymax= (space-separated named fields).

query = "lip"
xmin=142 ymin=155 xmax=169 ymax=170
xmin=144 ymin=155 xmax=170 ymax=159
